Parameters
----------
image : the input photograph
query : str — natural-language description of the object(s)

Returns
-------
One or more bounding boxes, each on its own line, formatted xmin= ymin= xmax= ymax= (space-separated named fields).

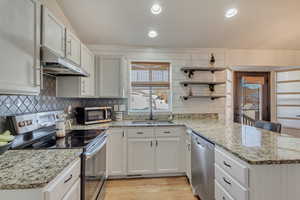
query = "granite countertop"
xmin=71 ymin=119 xmax=300 ymax=165
xmin=0 ymin=149 xmax=82 ymax=190
xmin=70 ymin=120 xmax=180 ymax=130
xmin=174 ymin=119 xmax=300 ymax=165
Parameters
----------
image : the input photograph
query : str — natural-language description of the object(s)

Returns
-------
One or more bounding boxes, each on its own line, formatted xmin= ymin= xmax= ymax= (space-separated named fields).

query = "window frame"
xmin=128 ymin=60 xmax=173 ymax=115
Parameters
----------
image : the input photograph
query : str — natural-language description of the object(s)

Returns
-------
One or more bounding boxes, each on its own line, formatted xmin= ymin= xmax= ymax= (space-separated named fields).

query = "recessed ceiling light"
xmin=148 ymin=30 xmax=158 ymax=38
xmin=151 ymin=4 xmax=162 ymax=15
xmin=225 ymin=8 xmax=238 ymax=18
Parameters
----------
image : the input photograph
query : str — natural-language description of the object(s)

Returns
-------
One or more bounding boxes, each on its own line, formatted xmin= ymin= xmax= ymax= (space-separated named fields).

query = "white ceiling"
xmin=57 ymin=0 xmax=300 ymax=49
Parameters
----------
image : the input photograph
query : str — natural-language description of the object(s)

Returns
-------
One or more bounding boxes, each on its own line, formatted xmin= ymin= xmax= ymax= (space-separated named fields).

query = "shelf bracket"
xmin=183 ymin=70 xmax=194 ymax=78
xmin=209 ymin=84 xmax=215 ymax=92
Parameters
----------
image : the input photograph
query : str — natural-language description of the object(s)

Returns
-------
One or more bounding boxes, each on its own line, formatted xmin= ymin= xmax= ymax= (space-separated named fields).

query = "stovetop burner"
xmin=53 ymin=129 xmax=107 ymax=149
xmin=12 ymin=129 xmax=107 ymax=150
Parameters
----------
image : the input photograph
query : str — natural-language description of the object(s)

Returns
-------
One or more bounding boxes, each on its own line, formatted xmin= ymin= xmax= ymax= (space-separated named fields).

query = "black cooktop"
xmin=12 ymin=129 xmax=107 ymax=150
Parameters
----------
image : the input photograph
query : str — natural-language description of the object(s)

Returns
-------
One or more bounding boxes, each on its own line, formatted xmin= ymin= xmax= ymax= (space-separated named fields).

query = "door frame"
xmin=233 ymin=71 xmax=271 ymax=122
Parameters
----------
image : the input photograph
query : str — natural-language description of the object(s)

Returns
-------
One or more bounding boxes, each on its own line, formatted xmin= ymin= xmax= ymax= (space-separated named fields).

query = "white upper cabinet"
xmin=81 ymin=44 xmax=95 ymax=96
xmin=66 ymin=30 xmax=81 ymax=65
xmin=57 ymin=44 xmax=95 ymax=98
xmin=96 ymin=56 xmax=127 ymax=98
xmin=42 ymin=6 xmax=65 ymax=57
xmin=0 ymin=0 xmax=41 ymax=95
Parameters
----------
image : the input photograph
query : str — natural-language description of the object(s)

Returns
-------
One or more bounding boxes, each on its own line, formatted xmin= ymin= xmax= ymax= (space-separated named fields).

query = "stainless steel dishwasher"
xmin=191 ymin=132 xmax=215 ymax=200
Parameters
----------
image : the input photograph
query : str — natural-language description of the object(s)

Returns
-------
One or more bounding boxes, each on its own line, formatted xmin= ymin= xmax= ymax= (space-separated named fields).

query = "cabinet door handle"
xmin=122 ymin=131 xmax=125 ymax=137
xmin=61 ymin=35 xmax=65 ymax=54
xmin=136 ymin=132 xmax=144 ymax=135
xmin=64 ymin=174 xmax=73 ymax=184
xmin=223 ymin=161 xmax=232 ymax=168
xmin=67 ymin=40 xmax=72 ymax=56
xmin=163 ymin=131 xmax=171 ymax=134
xmin=150 ymin=141 xmax=153 ymax=147
xmin=223 ymin=177 xmax=231 ymax=185
xmin=222 ymin=196 xmax=226 ymax=200
xmin=296 ymin=115 xmax=300 ymax=118
xmin=156 ymin=140 xmax=158 ymax=147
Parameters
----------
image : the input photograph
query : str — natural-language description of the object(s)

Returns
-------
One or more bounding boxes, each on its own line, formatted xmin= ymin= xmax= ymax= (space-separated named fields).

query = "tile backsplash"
xmin=0 ymin=75 xmax=127 ymax=132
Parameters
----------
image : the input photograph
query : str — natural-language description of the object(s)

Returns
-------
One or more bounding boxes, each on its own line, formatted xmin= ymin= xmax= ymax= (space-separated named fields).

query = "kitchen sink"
xmin=131 ymin=120 xmax=174 ymax=125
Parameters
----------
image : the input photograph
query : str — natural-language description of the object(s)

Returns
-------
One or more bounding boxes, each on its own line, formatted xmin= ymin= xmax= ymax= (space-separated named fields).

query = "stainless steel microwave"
xmin=75 ymin=107 xmax=112 ymax=125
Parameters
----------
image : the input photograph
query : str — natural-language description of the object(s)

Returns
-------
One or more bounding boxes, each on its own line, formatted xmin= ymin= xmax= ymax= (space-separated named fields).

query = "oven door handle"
xmin=84 ymin=138 xmax=107 ymax=159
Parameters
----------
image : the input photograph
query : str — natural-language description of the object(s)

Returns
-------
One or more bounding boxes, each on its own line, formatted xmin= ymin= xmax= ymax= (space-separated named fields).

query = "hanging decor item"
xmin=210 ymin=53 xmax=215 ymax=66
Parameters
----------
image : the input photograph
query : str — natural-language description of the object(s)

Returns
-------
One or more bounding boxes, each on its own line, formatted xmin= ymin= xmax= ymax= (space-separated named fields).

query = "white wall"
xmin=89 ymin=45 xmax=300 ymax=121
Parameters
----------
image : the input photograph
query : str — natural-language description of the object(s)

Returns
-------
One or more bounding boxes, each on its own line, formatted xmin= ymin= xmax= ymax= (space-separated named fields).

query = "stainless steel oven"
xmin=82 ymin=134 xmax=108 ymax=200
xmin=75 ymin=107 xmax=112 ymax=125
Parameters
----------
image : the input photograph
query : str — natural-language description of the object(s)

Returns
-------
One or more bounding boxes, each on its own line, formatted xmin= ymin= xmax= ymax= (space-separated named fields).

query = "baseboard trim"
xmin=108 ymin=172 xmax=186 ymax=180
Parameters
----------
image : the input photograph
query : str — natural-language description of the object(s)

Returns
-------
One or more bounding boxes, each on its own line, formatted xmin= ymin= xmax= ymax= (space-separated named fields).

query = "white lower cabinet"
xmin=156 ymin=137 xmax=181 ymax=173
xmin=107 ymin=128 xmax=127 ymax=176
xmin=185 ymin=130 xmax=192 ymax=181
xmin=44 ymin=159 xmax=81 ymax=200
xmin=0 ymin=158 xmax=81 ymax=200
xmin=107 ymin=126 xmax=185 ymax=177
xmin=127 ymin=138 xmax=155 ymax=175
xmin=61 ymin=179 xmax=81 ymax=200
xmin=215 ymin=146 xmax=300 ymax=200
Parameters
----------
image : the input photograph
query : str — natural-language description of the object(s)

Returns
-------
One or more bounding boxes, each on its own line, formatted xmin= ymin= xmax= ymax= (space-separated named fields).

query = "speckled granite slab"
xmin=71 ymin=119 xmax=300 ymax=165
xmin=70 ymin=120 xmax=183 ymax=130
xmin=174 ymin=119 xmax=300 ymax=165
xmin=0 ymin=149 xmax=82 ymax=190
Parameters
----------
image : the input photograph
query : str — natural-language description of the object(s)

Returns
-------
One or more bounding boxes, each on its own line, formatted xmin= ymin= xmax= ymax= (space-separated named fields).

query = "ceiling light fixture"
xmin=151 ymin=4 xmax=162 ymax=15
xmin=225 ymin=8 xmax=238 ymax=18
xmin=148 ymin=30 xmax=158 ymax=38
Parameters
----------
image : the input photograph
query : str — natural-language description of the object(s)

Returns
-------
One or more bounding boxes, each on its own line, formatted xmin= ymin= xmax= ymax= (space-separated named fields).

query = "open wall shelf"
xmin=181 ymin=95 xmax=226 ymax=101
xmin=180 ymin=81 xmax=225 ymax=91
xmin=181 ymin=67 xmax=226 ymax=78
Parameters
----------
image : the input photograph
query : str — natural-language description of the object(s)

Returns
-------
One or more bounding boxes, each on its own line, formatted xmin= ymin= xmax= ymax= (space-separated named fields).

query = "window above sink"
xmin=128 ymin=62 xmax=172 ymax=115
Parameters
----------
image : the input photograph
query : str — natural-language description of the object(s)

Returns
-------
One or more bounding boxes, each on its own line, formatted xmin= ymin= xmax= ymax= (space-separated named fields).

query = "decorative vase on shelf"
xmin=210 ymin=53 xmax=215 ymax=67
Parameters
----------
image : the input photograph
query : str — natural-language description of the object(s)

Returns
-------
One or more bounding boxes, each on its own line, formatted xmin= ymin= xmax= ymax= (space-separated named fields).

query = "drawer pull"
xmin=136 ymin=132 xmax=144 ymax=135
xmin=223 ymin=161 xmax=232 ymax=168
xmin=163 ymin=131 xmax=171 ymax=134
xmin=64 ymin=174 xmax=73 ymax=184
xmin=223 ymin=177 xmax=232 ymax=185
xmin=222 ymin=197 xmax=226 ymax=200
xmin=150 ymin=141 xmax=153 ymax=147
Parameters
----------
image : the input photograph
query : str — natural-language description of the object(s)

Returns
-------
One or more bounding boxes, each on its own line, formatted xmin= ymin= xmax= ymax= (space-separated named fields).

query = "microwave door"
xmin=85 ymin=110 xmax=106 ymax=124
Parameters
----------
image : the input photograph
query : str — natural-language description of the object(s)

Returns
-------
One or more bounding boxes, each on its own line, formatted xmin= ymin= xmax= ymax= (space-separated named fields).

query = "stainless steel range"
xmin=7 ymin=111 xmax=107 ymax=200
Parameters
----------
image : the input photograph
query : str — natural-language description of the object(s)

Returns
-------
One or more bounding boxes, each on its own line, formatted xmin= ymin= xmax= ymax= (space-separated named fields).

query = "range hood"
xmin=41 ymin=46 xmax=89 ymax=77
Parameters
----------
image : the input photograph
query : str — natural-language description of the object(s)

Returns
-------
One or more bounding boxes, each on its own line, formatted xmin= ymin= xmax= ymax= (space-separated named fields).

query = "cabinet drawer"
xmin=215 ymin=180 xmax=234 ymax=200
xmin=127 ymin=128 xmax=154 ymax=138
xmin=62 ymin=179 xmax=81 ymax=200
xmin=215 ymin=164 xmax=248 ymax=200
xmin=44 ymin=159 xmax=81 ymax=200
xmin=215 ymin=147 xmax=249 ymax=187
xmin=155 ymin=127 xmax=180 ymax=137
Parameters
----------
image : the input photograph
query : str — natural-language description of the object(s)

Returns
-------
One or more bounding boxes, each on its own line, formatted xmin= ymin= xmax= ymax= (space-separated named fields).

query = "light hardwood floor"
xmin=104 ymin=177 xmax=198 ymax=200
